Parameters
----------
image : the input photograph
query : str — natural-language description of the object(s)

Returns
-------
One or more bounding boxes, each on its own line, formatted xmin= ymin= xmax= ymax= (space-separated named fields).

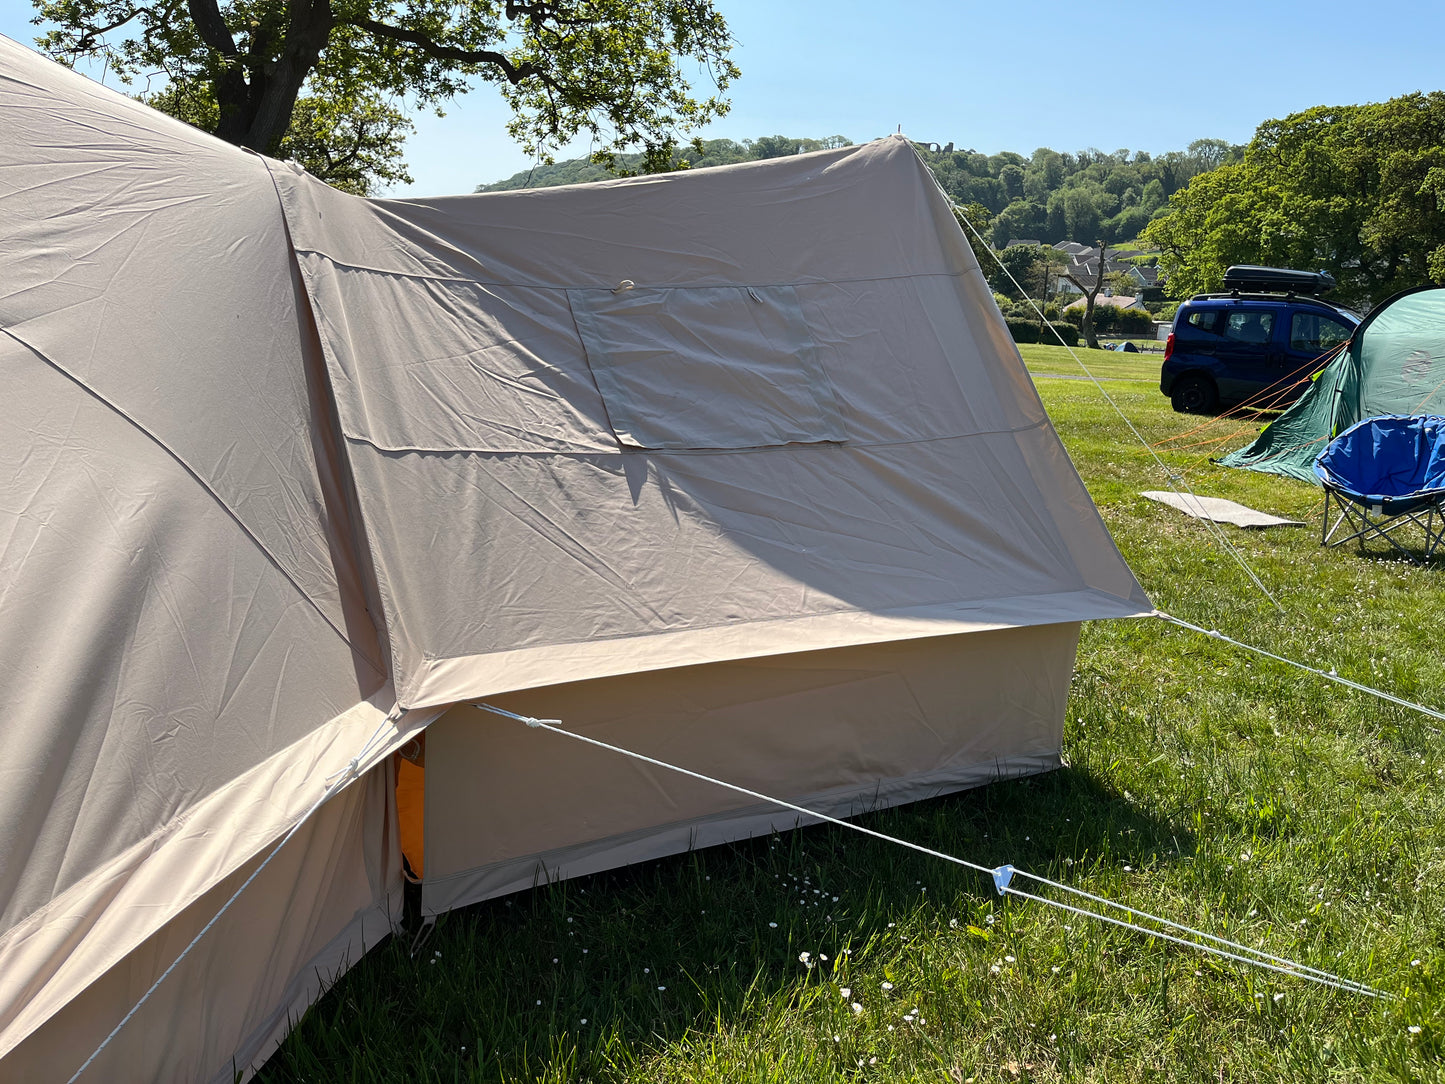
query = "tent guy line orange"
xmin=476 ymin=702 xmax=1383 ymax=998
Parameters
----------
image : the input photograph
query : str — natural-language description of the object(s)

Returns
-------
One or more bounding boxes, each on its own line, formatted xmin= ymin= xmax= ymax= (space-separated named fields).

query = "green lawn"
xmin=260 ymin=342 xmax=1445 ymax=1083
xmin=1025 ymin=345 xmax=1167 ymax=382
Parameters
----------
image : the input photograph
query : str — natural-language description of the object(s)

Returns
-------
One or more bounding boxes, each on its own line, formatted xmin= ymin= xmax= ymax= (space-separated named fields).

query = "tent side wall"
xmin=1 ymin=765 xmax=400 ymax=1083
xmin=1217 ymin=355 xmax=1349 ymax=483
xmin=421 ymin=623 xmax=1079 ymax=915
xmin=1221 ymin=287 xmax=1445 ymax=482
xmin=0 ymin=36 xmax=403 ymax=1081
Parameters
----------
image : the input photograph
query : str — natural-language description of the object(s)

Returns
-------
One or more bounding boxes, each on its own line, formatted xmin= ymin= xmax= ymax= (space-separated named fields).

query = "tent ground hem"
xmin=420 ymin=752 xmax=1060 ymax=916
xmin=220 ymin=888 xmax=403 ymax=1083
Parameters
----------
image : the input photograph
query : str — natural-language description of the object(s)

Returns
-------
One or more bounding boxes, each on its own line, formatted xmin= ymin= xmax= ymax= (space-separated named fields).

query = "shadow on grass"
xmin=258 ymin=765 xmax=1192 ymax=1083
xmin=1325 ymin=537 xmax=1445 ymax=569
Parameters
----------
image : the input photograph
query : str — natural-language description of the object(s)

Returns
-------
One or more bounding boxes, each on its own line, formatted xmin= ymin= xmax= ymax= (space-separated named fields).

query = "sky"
xmin=5 ymin=0 xmax=1445 ymax=197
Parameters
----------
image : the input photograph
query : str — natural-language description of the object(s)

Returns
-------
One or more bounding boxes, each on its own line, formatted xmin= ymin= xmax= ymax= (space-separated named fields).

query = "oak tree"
xmin=31 ymin=0 xmax=739 ymax=194
xmin=1144 ymin=93 xmax=1445 ymax=310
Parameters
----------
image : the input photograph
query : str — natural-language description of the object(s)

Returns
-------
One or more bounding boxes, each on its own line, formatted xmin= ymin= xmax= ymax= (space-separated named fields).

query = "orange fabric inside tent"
xmin=395 ymin=742 xmax=425 ymax=879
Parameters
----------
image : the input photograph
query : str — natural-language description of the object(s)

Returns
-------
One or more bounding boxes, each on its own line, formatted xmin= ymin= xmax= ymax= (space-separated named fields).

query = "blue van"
xmin=1160 ymin=266 xmax=1358 ymax=414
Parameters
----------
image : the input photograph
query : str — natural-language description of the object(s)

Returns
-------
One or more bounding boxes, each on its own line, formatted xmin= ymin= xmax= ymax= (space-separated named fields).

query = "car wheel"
xmin=1170 ymin=375 xmax=1219 ymax=414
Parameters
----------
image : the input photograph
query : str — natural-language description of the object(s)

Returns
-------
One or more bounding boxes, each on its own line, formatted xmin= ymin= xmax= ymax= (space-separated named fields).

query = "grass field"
xmin=260 ymin=343 xmax=1445 ymax=1083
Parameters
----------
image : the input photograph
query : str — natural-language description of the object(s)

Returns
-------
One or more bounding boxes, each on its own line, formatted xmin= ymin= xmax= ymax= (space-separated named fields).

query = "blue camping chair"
xmin=1314 ymin=414 xmax=1445 ymax=561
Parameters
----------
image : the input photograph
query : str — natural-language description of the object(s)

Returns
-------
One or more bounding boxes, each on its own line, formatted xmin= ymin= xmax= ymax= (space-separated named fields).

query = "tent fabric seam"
xmin=398 ymin=589 xmax=1150 ymax=708
xmin=0 ymin=325 xmax=382 ymax=674
xmin=338 ymin=417 xmax=1053 ymax=457
xmin=285 ymin=251 xmax=979 ymax=293
xmin=413 ymin=595 xmax=1107 ymax=667
xmin=261 ymin=149 xmax=398 ymax=684
xmin=261 ymin=158 xmax=422 ymax=675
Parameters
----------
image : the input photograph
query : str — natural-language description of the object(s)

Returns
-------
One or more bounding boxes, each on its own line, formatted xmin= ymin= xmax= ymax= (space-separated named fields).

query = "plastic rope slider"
xmin=992 ymin=864 xmax=1016 ymax=896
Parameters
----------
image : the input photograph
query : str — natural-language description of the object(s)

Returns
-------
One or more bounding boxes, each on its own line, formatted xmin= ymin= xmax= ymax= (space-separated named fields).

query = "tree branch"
xmin=503 ymin=0 xmax=594 ymax=28
xmin=351 ymin=17 xmax=545 ymax=85
xmin=186 ymin=0 xmax=256 ymax=143
xmin=67 ymin=6 xmax=144 ymax=53
xmin=242 ymin=0 xmax=333 ymax=152
xmin=186 ymin=0 xmax=239 ymax=58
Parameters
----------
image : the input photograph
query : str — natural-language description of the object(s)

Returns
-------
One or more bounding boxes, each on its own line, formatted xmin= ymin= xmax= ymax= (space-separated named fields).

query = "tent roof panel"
xmin=271 ymin=143 xmax=1150 ymax=706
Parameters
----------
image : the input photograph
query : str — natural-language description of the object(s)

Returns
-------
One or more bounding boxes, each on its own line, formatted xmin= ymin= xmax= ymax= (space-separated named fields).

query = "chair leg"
xmin=1321 ymin=490 xmax=1354 ymax=547
xmin=1425 ymin=506 xmax=1445 ymax=560
xmin=1320 ymin=492 xmax=1427 ymax=563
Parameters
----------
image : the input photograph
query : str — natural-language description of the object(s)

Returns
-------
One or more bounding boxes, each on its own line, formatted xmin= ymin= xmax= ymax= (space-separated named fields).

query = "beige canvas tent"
xmin=0 ymin=34 xmax=1150 ymax=1080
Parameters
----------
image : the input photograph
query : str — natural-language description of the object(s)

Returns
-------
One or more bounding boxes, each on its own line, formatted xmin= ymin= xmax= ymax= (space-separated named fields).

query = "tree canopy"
xmin=915 ymin=139 xmax=1241 ymax=248
xmin=1143 ymin=93 xmax=1445 ymax=309
xmin=30 ymin=0 xmax=739 ymax=194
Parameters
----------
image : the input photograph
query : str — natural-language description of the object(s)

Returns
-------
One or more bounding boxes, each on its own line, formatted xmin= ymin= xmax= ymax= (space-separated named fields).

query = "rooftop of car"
xmin=1184 ymin=292 xmax=1360 ymax=322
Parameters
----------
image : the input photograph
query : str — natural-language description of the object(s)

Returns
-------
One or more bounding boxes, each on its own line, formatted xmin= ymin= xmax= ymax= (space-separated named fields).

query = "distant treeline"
xmin=478 ymin=135 xmax=1243 ymax=249
xmin=919 ymin=139 xmax=1242 ymax=248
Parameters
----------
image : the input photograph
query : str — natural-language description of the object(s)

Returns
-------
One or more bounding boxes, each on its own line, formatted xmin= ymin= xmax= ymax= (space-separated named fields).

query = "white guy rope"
xmin=951 ymin=208 xmax=1283 ymax=611
xmin=997 ymin=883 xmax=1378 ymax=995
xmin=1156 ymin=610 xmax=1445 ymax=727
xmin=471 ymin=705 xmax=992 ymax=881
xmin=1001 ymin=866 xmax=1373 ymax=993
xmin=67 ymin=705 xmax=406 ymax=1083
xmin=476 ymin=703 xmax=1383 ymax=998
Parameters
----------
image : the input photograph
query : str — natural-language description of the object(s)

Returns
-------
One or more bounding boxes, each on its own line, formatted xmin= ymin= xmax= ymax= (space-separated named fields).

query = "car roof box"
xmin=1222 ymin=265 xmax=1336 ymax=296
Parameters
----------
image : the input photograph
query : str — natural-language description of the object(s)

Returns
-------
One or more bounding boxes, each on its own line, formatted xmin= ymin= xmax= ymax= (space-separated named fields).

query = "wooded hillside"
xmin=479 ymin=135 xmax=1241 ymax=250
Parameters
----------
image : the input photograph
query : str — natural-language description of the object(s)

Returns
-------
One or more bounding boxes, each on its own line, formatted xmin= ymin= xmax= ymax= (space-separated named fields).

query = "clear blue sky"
xmin=5 ymin=0 xmax=1444 ymax=196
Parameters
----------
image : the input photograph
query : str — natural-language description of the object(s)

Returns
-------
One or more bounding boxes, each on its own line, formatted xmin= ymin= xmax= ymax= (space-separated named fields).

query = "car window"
xmin=1181 ymin=309 xmax=1222 ymax=336
xmin=1222 ymin=311 xmax=1275 ymax=344
xmin=1290 ymin=312 xmax=1352 ymax=354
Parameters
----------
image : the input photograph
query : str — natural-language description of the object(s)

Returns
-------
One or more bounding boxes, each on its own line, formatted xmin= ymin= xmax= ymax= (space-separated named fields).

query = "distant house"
xmin=1126 ymin=264 xmax=1161 ymax=289
xmin=1064 ymin=292 xmax=1145 ymax=312
xmin=1005 ymin=238 xmax=1042 ymax=248
xmin=1050 ymin=244 xmax=1162 ymax=296
xmin=1054 ymin=251 xmax=1128 ymax=295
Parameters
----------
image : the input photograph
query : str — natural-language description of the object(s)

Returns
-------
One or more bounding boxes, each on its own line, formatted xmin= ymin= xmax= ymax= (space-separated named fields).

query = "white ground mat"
xmin=1141 ymin=491 xmax=1305 ymax=528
